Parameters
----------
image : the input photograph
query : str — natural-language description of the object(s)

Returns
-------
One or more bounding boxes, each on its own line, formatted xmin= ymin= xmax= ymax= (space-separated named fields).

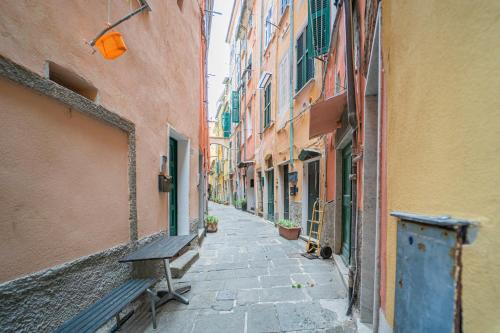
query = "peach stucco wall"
xmin=0 ymin=79 xmax=130 ymax=282
xmin=0 ymin=0 xmax=203 ymax=280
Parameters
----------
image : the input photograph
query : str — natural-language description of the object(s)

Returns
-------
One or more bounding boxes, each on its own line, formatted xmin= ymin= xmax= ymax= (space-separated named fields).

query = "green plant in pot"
xmin=241 ymin=198 xmax=247 ymax=211
xmin=234 ymin=199 xmax=241 ymax=209
xmin=277 ymin=219 xmax=301 ymax=240
xmin=206 ymin=215 xmax=219 ymax=233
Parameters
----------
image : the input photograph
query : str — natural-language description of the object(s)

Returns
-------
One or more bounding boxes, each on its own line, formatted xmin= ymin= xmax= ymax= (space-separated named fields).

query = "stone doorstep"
xmin=332 ymin=254 xmax=349 ymax=290
xmin=171 ymin=250 xmax=200 ymax=278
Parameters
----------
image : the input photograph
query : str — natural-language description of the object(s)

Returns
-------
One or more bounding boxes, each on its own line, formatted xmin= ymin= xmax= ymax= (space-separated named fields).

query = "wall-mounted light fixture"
xmin=257 ymin=71 xmax=272 ymax=89
xmin=88 ymin=0 xmax=151 ymax=60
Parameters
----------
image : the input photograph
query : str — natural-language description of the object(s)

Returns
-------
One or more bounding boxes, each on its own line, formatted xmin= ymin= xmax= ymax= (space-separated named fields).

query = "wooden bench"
xmin=54 ymin=279 xmax=158 ymax=333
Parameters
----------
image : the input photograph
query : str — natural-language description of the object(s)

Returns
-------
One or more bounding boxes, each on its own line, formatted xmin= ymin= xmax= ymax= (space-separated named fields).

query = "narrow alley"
xmin=124 ymin=202 xmax=355 ymax=333
xmin=1 ymin=1 xmax=499 ymax=332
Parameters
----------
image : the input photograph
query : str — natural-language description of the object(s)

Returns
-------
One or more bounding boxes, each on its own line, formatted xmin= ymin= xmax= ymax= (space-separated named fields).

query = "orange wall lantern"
xmin=95 ymin=31 xmax=127 ymax=60
xmin=88 ymin=0 xmax=151 ymax=61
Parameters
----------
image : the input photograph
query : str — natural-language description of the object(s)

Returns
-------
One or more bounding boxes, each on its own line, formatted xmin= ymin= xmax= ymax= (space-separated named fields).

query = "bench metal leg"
xmin=111 ymin=311 xmax=134 ymax=332
xmin=146 ymin=288 xmax=159 ymax=329
xmin=115 ymin=314 xmax=121 ymax=329
xmin=155 ymin=259 xmax=190 ymax=308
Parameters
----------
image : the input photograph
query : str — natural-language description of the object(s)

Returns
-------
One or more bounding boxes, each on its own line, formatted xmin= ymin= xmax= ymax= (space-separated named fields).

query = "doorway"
xmin=340 ymin=143 xmax=352 ymax=264
xmin=283 ymin=164 xmax=290 ymax=220
xmin=307 ymin=160 xmax=320 ymax=236
xmin=257 ymin=171 xmax=263 ymax=216
xmin=266 ymin=169 xmax=274 ymax=221
xmin=169 ymin=137 xmax=178 ymax=236
xmin=247 ymin=165 xmax=255 ymax=212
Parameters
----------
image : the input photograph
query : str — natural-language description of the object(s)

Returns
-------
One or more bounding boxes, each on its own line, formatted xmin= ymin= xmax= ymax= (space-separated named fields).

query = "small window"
xmin=264 ymin=81 xmax=272 ymax=128
xmin=48 ymin=62 xmax=98 ymax=101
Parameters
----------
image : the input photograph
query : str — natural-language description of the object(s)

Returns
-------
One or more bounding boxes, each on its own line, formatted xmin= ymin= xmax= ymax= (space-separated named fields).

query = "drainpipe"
xmin=259 ymin=0 xmax=264 ymax=141
xmin=373 ymin=7 xmax=382 ymax=331
xmin=344 ymin=0 xmax=359 ymax=316
xmin=288 ymin=1 xmax=294 ymax=167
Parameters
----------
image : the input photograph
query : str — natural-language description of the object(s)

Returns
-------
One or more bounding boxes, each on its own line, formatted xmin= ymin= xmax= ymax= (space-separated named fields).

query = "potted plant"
xmin=234 ymin=199 xmax=241 ymax=209
xmin=241 ymin=198 xmax=247 ymax=211
xmin=277 ymin=219 xmax=301 ymax=240
xmin=206 ymin=215 xmax=219 ymax=233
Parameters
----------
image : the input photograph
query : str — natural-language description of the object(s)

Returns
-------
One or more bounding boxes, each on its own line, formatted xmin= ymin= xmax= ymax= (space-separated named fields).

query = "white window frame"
xmin=278 ymin=53 xmax=290 ymax=127
xmin=247 ymin=108 xmax=252 ymax=138
xmin=265 ymin=5 xmax=273 ymax=47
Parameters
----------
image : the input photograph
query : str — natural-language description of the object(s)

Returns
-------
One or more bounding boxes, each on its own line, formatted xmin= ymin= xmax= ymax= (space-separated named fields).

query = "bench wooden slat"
xmin=65 ymin=280 xmax=144 ymax=331
xmin=54 ymin=278 xmax=155 ymax=333
xmin=72 ymin=280 xmax=146 ymax=332
xmin=80 ymin=281 xmax=153 ymax=332
xmin=57 ymin=280 xmax=145 ymax=332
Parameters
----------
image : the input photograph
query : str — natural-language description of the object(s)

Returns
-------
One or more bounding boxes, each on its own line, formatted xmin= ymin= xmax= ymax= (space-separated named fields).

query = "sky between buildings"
xmin=207 ymin=0 xmax=234 ymax=121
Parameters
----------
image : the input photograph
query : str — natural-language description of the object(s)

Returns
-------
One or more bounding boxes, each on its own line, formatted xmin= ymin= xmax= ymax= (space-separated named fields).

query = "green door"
xmin=340 ymin=144 xmax=352 ymax=264
xmin=283 ymin=164 xmax=290 ymax=220
xmin=267 ymin=170 xmax=274 ymax=221
xmin=307 ymin=160 xmax=320 ymax=236
xmin=169 ymin=138 xmax=178 ymax=236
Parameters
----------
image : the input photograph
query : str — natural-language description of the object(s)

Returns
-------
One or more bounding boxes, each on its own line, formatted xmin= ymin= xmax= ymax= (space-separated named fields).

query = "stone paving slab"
xmin=259 ymin=286 xmax=308 ymax=303
xmin=123 ymin=202 xmax=355 ymax=332
xmin=260 ymin=275 xmax=292 ymax=288
xmin=192 ymin=311 xmax=246 ymax=333
xmin=276 ymin=302 xmax=338 ymax=331
xmin=247 ymin=303 xmax=280 ymax=333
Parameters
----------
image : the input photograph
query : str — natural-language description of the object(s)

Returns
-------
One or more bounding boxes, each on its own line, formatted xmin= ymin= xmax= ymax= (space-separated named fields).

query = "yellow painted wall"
xmin=382 ymin=1 xmax=500 ymax=331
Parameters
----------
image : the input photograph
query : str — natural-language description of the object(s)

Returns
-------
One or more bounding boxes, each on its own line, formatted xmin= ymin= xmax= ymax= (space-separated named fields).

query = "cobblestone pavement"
xmin=128 ymin=202 xmax=356 ymax=333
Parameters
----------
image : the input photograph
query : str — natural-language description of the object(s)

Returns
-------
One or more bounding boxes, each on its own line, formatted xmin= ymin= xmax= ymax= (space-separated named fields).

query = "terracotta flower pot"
xmin=278 ymin=225 xmax=301 ymax=240
xmin=207 ymin=223 xmax=218 ymax=233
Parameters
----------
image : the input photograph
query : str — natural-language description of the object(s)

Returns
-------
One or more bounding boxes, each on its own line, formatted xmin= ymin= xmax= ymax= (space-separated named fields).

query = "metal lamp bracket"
xmin=88 ymin=0 xmax=151 ymax=47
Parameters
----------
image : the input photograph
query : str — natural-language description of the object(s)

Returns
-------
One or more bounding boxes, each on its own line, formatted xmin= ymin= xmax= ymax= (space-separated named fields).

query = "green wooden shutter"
xmin=231 ymin=91 xmax=240 ymax=123
xmin=308 ymin=0 xmax=330 ymax=57
xmin=264 ymin=83 xmax=271 ymax=128
xmin=222 ymin=112 xmax=231 ymax=138
xmin=296 ymin=33 xmax=304 ymax=90
xmin=306 ymin=24 xmax=314 ymax=81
